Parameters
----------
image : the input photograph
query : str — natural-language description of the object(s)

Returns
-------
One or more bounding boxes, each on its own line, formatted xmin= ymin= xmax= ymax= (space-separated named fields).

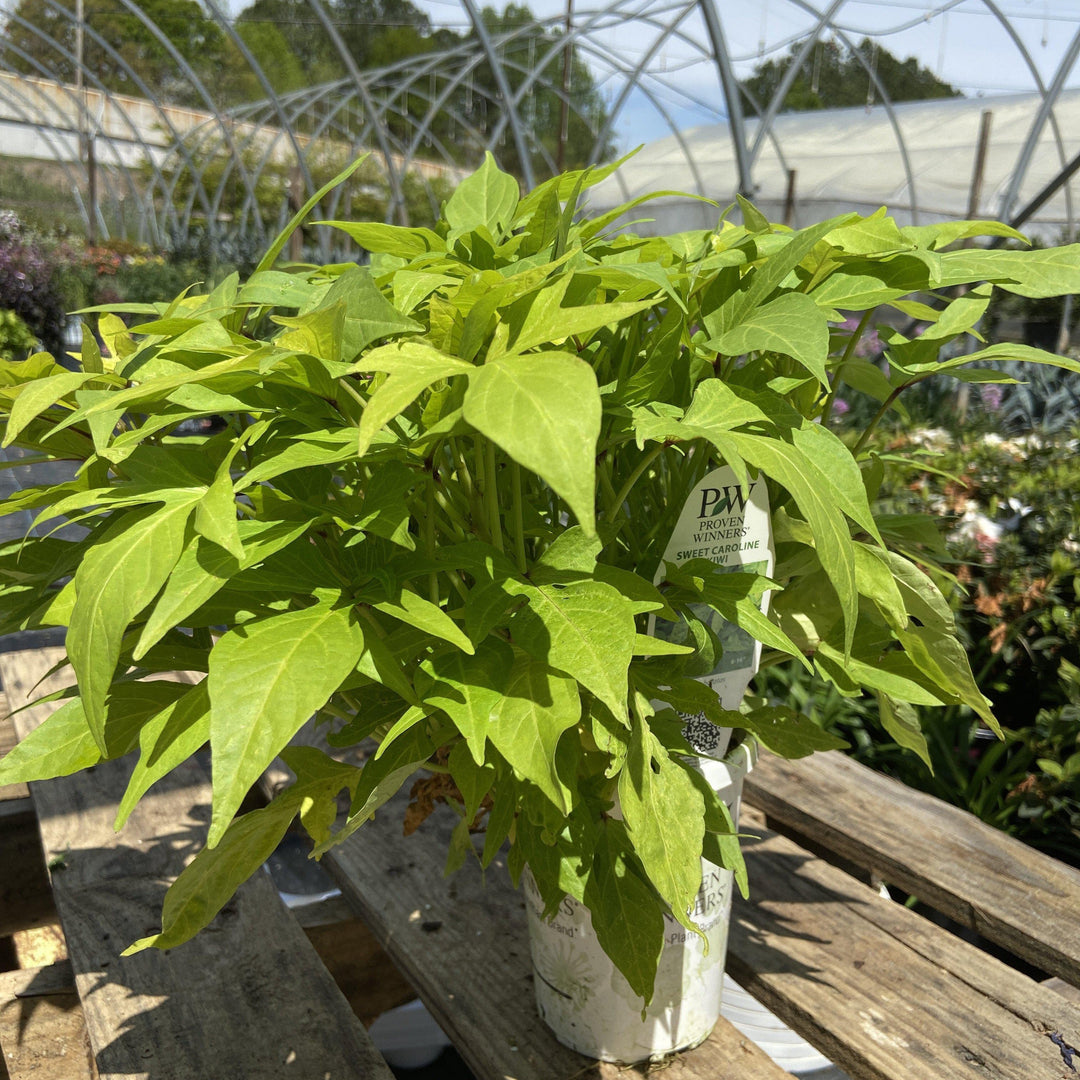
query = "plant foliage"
xmin=2 ymin=156 xmax=1080 ymax=1000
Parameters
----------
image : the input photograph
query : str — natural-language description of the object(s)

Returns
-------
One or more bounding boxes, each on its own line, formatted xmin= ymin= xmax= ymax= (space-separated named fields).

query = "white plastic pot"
xmin=524 ymin=738 xmax=757 ymax=1064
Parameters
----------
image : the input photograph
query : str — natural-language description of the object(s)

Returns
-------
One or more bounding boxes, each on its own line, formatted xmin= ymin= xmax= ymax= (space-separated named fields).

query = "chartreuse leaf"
xmin=253 ymin=153 xmax=371 ymax=276
xmin=448 ymin=741 xmax=495 ymax=822
xmin=314 ymin=726 xmax=436 ymax=857
xmin=194 ymin=469 xmax=242 ymax=560
xmin=509 ymin=580 xmax=636 ymax=721
xmin=709 ymin=292 xmax=830 ymax=387
xmin=355 ymin=629 xmax=419 ymax=704
xmin=464 ymin=351 xmax=601 ymax=536
xmin=583 ymin=820 xmax=664 ymax=1004
xmin=356 ymin=460 xmax=417 ymax=548
xmin=815 ymin=642 xmax=950 ymax=706
xmin=237 ymin=270 xmax=315 ymax=309
xmin=417 ymin=638 xmax=514 ymax=763
xmin=351 ymin=342 xmax=473 ymax=456
xmin=504 ymin=277 xmax=657 ymax=356
xmin=237 ymin=430 xmax=360 ymax=489
xmin=444 ymin=152 xmax=519 ymax=238
xmin=125 ymin=796 xmax=298 ymax=953
xmin=884 ymin=550 xmax=955 ymax=633
xmin=877 ymin=693 xmax=931 ymax=770
xmin=899 ymin=219 xmax=1026 ymax=250
xmin=317 ymin=266 xmax=424 ymax=359
xmin=0 ymin=696 xmax=99 ymax=784
xmin=937 ymin=244 xmax=1080 ymax=297
xmin=284 ymin=746 xmax=365 ymax=847
xmin=689 ymin=570 xmax=810 ymax=671
xmin=273 ymin=302 xmax=345 ymax=364
xmin=487 ymin=652 xmax=579 ymax=812
xmin=4 ymin=371 xmax=111 ymax=446
xmin=618 ymin=719 xmax=704 ymax=933
xmin=0 ymin=681 xmax=193 ymax=787
xmin=530 ymin=526 xmax=601 ymax=583
xmin=115 ymin=680 xmax=210 ymax=828
xmin=853 ymin=543 xmax=907 ymax=632
xmin=68 ymin=497 xmax=200 ymax=752
xmin=134 ymin=520 xmax=311 ymax=660
xmin=684 ymin=767 xmax=748 ymax=899
xmin=317 ymin=221 xmax=443 ymax=259
xmin=124 ymin=752 xmax=360 ymax=954
xmin=725 ymin=431 xmax=858 ymax=656
xmin=896 ymin=624 xmax=1000 ymax=734
xmin=936 ymin=341 xmax=1080 ymax=377
xmin=100 ymin=681 xmax=194 ymax=758
xmin=372 ymin=588 xmax=474 ymax=654
xmin=207 ymin=598 xmax=366 ymax=846
xmin=738 ymin=706 xmax=847 ymax=757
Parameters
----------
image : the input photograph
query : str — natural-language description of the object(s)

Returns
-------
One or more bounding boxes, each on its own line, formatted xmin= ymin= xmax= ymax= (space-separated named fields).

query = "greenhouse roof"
xmin=591 ymin=90 xmax=1080 ymax=239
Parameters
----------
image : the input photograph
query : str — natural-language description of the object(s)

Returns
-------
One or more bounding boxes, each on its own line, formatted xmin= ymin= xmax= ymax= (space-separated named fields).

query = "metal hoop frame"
xmin=1 ymin=0 xmax=1077 ymax=245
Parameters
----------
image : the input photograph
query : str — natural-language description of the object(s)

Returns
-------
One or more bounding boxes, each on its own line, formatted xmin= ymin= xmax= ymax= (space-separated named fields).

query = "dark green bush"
xmin=760 ymin=429 xmax=1080 ymax=864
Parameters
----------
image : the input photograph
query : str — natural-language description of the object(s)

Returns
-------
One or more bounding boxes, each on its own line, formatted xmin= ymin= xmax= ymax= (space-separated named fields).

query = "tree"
xmin=457 ymin=4 xmax=614 ymax=177
xmin=741 ymin=37 xmax=960 ymax=113
xmin=2 ymin=0 xmax=231 ymax=106
xmin=233 ymin=0 xmax=432 ymax=86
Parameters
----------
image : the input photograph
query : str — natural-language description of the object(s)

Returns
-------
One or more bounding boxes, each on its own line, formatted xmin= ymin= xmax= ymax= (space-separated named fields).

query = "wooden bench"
xmin=0 ymin=646 xmax=394 ymax=1080
xmin=4 ymin=642 xmax=1080 ymax=1080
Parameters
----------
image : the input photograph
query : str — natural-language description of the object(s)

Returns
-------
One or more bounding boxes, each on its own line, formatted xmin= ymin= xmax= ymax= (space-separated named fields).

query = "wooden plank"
xmin=0 ymin=807 xmax=55 ymax=938
xmin=303 ymin=918 xmax=417 ymax=1027
xmin=0 ymin=962 xmax=95 ymax=1080
xmin=321 ymin=788 xmax=796 ymax=1080
xmin=727 ymin=827 xmax=1080 ymax=1080
xmin=1 ymin=693 xmax=32 ymax=809
xmin=744 ymin=750 xmax=1080 ymax=987
xmin=1044 ymin=977 xmax=1080 ymax=1005
xmin=1 ymin=647 xmax=394 ymax=1080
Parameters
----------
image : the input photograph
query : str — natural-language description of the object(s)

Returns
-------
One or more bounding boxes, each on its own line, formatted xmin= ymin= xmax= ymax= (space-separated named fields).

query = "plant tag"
xmin=648 ymin=464 xmax=774 ymax=760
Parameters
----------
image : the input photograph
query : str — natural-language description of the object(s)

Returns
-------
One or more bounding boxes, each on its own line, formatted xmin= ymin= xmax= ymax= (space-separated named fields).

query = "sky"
xmin=412 ymin=0 xmax=1080 ymax=149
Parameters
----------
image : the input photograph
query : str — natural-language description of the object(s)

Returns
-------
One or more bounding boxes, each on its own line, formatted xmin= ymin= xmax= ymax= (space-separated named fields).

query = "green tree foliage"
xmin=2 ymin=0 xmax=231 ymax=105
xmin=233 ymin=0 xmax=434 ymax=87
xmin=742 ymin=37 xmax=960 ymax=112
xmin=2 ymin=0 xmax=612 ymax=177
xmin=467 ymin=4 xmax=614 ymax=173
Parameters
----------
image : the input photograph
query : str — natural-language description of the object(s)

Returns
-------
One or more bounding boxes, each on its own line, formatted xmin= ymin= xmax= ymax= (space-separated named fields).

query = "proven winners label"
xmin=649 ymin=464 xmax=774 ymax=760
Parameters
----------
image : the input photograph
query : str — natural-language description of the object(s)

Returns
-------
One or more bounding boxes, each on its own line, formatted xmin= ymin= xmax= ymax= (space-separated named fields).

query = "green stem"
xmin=433 ymin=487 xmax=469 ymax=537
xmin=485 ymin=439 xmax=503 ymax=552
xmin=851 ymin=374 xmax=929 ymax=456
xmin=511 ymin=462 xmax=527 ymax=573
xmin=336 ymin=376 xmax=367 ymax=418
xmin=425 ymin=477 xmax=438 ymax=603
xmin=823 ymin=308 xmax=875 ymax=424
xmin=605 ymin=444 xmax=664 ymax=525
xmin=321 ymin=701 xmax=355 ymax=725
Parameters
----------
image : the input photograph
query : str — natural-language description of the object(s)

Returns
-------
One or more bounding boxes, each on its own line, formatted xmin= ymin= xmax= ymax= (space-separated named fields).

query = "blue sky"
xmin=413 ymin=0 xmax=1080 ymax=149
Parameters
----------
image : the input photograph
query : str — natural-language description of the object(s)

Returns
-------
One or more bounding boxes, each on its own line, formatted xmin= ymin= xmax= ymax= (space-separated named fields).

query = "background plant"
xmin=2 ymin=161 xmax=1080 ymax=1003
xmin=765 ymin=426 xmax=1080 ymax=864
xmin=0 ymin=210 xmax=69 ymax=357
xmin=0 ymin=309 xmax=38 ymax=361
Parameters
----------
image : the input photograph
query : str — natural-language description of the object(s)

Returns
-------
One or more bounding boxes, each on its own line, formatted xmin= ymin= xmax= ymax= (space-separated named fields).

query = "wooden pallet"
xmin=0 ymin=648 xmax=393 ymax=1080
xmin=4 ymin=644 xmax=1080 ymax=1080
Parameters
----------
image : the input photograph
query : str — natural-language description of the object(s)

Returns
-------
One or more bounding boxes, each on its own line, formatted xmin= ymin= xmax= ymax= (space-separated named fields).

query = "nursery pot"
xmin=524 ymin=738 xmax=757 ymax=1064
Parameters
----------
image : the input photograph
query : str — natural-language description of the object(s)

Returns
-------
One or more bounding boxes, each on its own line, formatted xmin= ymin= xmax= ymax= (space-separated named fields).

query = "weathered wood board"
xmin=320 ymin=786 xmax=796 ymax=1080
xmin=728 ymin=826 xmax=1080 ymax=1080
xmin=0 ymin=646 xmax=394 ymax=1080
xmin=1 ymin=692 xmax=31 ymax=809
xmin=0 ymin=961 xmax=95 ymax=1080
xmin=744 ymin=750 xmax=1080 ymax=988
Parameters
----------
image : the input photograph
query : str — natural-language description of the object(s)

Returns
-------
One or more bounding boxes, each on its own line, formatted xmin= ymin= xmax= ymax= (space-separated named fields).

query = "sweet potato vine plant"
xmin=2 ymin=154 xmax=1079 ymax=1003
